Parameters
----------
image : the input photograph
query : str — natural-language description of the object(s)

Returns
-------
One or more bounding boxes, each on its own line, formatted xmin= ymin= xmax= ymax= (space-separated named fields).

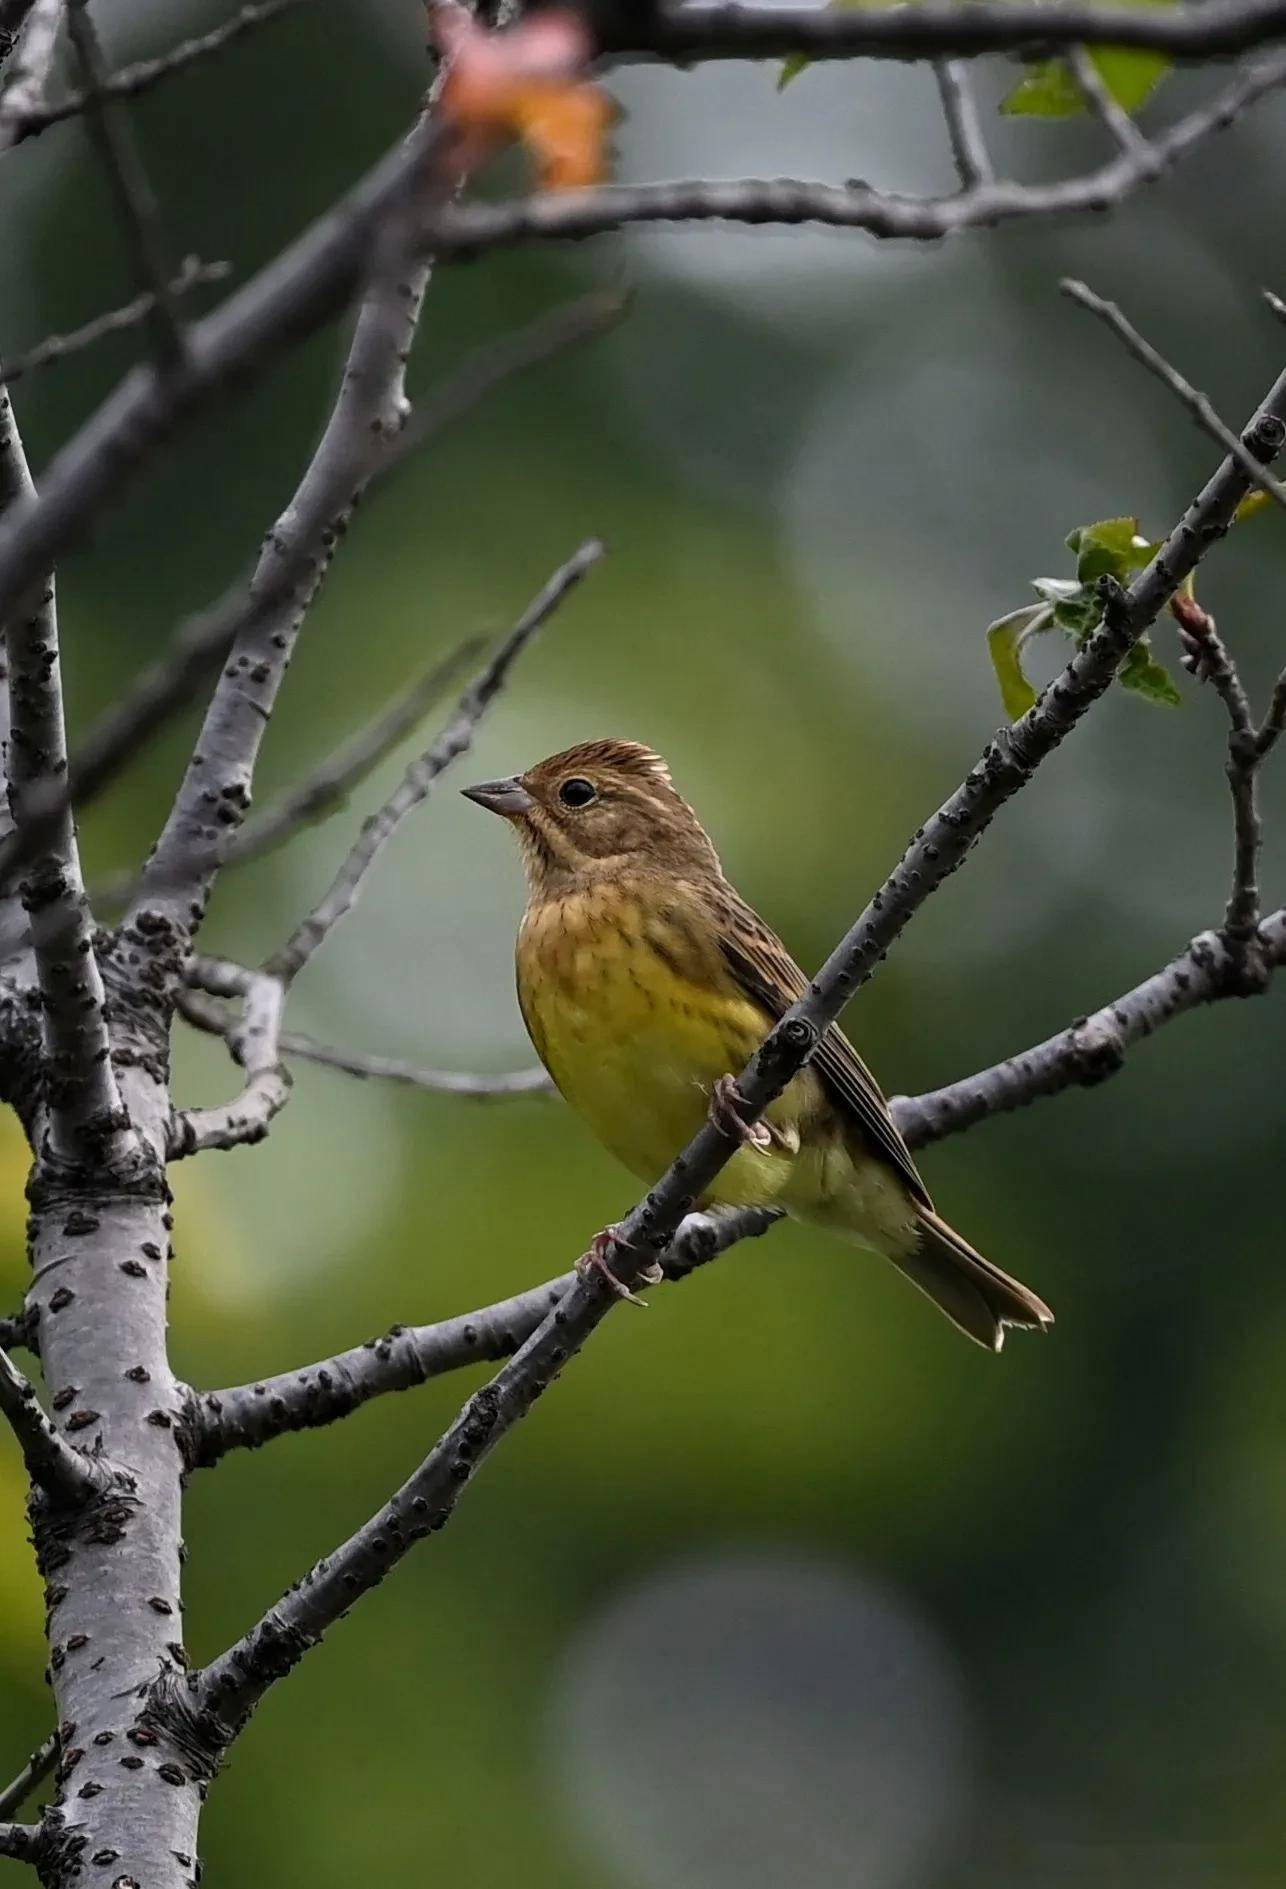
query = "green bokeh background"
xmin=3 ymin=4 xmax=1286 ymax=1884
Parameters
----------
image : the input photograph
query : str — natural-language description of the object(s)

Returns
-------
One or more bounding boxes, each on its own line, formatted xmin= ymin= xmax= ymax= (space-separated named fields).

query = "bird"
xmin=462 ymin=738 xmax=1052 ymax=1350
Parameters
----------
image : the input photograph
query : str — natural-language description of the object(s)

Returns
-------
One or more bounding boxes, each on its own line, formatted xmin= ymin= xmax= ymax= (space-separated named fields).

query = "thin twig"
xmin=177 ymin=975 xmax=553 ymax=1097
xmin=0 ymin=1310 xmax=32 ymax=1352
xmin=0 ymin=1345 xmax=110 ymax=1501
xmin=0 ymin=389 xmax=132 ymax=1166
xmin=0 ymin=1735 xmax=57 ymax=1821
xmin=932 ymin=58 xmax=992 ymax=188
xmin=280 ymin=1033 xmax=554 ymax=1097
xmin=1 ymin=258 xmax=229 ymax=385
xmin=1171 ymin=594 xmax=1274 ymax=955
xmin=64 ymin=1 xmax=187 ymax=372
xmin=1066 ymin=44 xmax=1153 ymax=157
xmin=265 ymin=537 xmax=604 ymax=985
xmin=1258 ymin=667 xmax=1286 ymax=754
xmin=1062 ymin=278 xmax=1286 ymax=516
xmin=188 ymin=371 xmax=1286 ymax=1735
xmin=168 ymin=967 xmax=288 ymax=1157
xmin=8 ymin=0 xmax=304 ymax=145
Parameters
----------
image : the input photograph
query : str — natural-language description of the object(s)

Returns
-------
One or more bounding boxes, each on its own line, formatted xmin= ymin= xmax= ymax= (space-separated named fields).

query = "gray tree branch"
xmin=0 ymin=389 xmax=132 ymax=1167
xmin=0 ymin=258 xmax=229 ymax=386
xmin=612 ymin=0 xmax=1286 ymax=63
xmin=0 ymin=1344 xmax=110 ymax=1499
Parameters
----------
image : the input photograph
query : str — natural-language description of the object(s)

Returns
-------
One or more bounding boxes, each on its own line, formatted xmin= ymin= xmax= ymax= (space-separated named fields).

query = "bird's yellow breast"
xmin=516 ymin=884 xmax=821 ymax=1211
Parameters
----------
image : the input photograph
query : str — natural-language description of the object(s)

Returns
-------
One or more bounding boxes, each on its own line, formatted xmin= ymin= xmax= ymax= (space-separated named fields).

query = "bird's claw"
xmin=576 ymin=1226 xmax=663 ymax=1307
xmin=710 ymin=1074 xmax=772 ymax=1151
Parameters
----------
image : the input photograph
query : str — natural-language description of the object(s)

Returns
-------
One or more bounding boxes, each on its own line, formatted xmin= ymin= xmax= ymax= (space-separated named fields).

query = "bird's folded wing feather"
xmin=717 ymin=902 xmax=932 ymax=1209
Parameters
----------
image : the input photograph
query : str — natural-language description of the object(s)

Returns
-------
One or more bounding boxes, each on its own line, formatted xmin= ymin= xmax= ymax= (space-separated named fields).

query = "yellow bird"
xmin=463 ymin=739 xmax=1052 ymax=1350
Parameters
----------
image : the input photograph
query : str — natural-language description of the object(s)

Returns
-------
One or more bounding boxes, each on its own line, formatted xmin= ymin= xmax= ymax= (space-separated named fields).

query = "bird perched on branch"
xmin=464 ymin=739 xmax=1052 ymax=1350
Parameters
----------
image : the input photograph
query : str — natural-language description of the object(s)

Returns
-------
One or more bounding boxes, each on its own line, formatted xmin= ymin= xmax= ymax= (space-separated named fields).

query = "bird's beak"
xmin=461 ymin=776 xmax=534 ymax=818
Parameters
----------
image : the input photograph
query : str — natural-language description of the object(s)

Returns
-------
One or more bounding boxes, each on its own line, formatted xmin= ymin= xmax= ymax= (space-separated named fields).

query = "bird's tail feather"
xmin=895 ymin=1208 xmax=1054 ymax=1351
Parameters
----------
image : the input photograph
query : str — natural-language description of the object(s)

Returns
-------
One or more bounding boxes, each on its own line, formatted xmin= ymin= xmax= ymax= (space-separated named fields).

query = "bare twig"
xmin=188 ymin=1208 xmax=781 ymax=1467
xmin=189 ymin=371 xmax=1286 ymax=1734
xmin=8 ymin=0 xmax=303 ymax=144
xmin=0 ymin=1345 xmax=110 ymax=1501
xmin=64 ymin=1 xmax=187 ymax=372
xmin=0 ymin=1735 xmax=57 ymax=1821
xmin=1258 ymin=668 xmax=1286 ymax=753
xmin=265 ymin=537 xmax=604 ymax=985
xmin=895 ymin=910 xmax=1286 ymax=1145
xmin=0 ymin=390 xmax=132 ymax=1166
xmin=1171 ymin=594 xmax=1275 ymax=955
xmin=0 ymin=0 xmax=62 ymax=149
xmin=1062 ymin=279 xmax=1286 ymax=515
xmin=1 ymin=258 xmax=229 ymax=385
xmin=223 ymin=640 xmax=482 ymax=869
xmin=177 ymin=975 xmax=552 ymax=1097
xmin=1066 ymin=45 xmax=1154 ymax=158
xmin=932 ymin=59 xmax=992 ymax=189
xmin=280 ymin=1033 xmax=554 ymax=1097
xmin=168 ymin=967 xmax=289 ymax=1157
xmin=611 ymin=0 xmax=1286 ymax=64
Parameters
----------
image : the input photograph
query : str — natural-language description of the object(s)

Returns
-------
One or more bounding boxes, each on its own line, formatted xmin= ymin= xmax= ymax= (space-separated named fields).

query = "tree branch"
xmin=186 ymin=368 xmax=1286 ymax=1733
xmin=0 ymin=1735 xmax=57 ymax=1821
xmin=278 ymin=1032 xmax=554 ymax=1098
xmin=0 ymin=258 xmax=229 ymax=385
xmin=0 ymin=390 xmax=132 ymax=1166
xmin=1066 ymin=44 xmax=1154 ymax=158
xmin=264 ymin=536 xmax=604 ymax=985
xmin=610 ymin=0 xmax=1286 ymax=64
xmin=0 ymin=1344 xmax=111 ymax=1501
xmin=64 ymin=0 xmax=187 ymax=373
xmin=894 ymin=910 xmax=1286 ymax=1145
xmin=1061 ymin=278 xmax=1286 ymax=515
xmin=7 ymin=0 xmax=304 ymax=146
xmin=167 ymin=965 xmax=288 ymax=1157
xmin=0 ymin=1822 xmax=41 ymax=1864
xmin=422 ymin=54 xmax=1286 ymax=255
xmin=932 ymin=58 xmax=993 ymax=190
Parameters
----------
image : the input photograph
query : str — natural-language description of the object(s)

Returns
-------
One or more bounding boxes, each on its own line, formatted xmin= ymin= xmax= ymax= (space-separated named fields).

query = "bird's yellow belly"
xmin=520 ymin=919 xmax=826 ymax=1216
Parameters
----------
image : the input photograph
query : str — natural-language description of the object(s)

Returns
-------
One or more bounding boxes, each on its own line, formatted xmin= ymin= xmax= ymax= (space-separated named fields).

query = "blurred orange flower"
xmin=430 ymin=3 xmax=614 ymax=191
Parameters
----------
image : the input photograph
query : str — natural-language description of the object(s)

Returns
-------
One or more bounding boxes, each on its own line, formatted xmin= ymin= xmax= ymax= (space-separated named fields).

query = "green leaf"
xmin=986 ymin=605 xmax=1049 ymax=721
xmin=1119 ymin=639 xmax=1182 ymax=706
xmin=1001 ymin=38 xmax=1172 ymax=120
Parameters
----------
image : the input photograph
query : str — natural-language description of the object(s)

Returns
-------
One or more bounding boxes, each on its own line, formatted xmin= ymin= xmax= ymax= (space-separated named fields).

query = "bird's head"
xmin=462 ymin=739 xmax=722 ymax=894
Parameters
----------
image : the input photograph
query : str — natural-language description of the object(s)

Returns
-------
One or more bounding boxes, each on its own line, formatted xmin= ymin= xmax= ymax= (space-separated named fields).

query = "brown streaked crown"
xmin=491 ymin=739 xmax=723 ymax=893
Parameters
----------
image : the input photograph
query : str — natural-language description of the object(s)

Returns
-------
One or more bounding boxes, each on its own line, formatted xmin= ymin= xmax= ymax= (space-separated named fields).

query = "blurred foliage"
xmin=1 ymin=3 xmax=1286 ymax=1888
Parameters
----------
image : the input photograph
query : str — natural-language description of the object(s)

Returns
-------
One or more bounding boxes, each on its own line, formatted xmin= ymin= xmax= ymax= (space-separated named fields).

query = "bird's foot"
xmin=709 ymin=1074 xmax=772 ymax=1151
xmin=576 ymin=1226 xmax=663 ymax=1307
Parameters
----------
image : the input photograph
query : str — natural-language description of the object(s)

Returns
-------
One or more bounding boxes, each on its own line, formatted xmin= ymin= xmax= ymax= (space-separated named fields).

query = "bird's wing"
xmin=717 ymin=896 xmax=932 ymax=1209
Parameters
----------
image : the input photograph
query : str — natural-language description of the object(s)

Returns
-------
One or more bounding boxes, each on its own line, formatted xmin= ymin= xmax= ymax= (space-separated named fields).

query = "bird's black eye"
xmin=558 ymin=776 xmax=597 ymax=810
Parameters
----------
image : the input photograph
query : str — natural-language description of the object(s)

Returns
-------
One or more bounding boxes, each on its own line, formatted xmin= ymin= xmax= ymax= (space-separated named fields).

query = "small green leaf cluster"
xmin=986 ymin=516 xmax=1182 ymax=720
